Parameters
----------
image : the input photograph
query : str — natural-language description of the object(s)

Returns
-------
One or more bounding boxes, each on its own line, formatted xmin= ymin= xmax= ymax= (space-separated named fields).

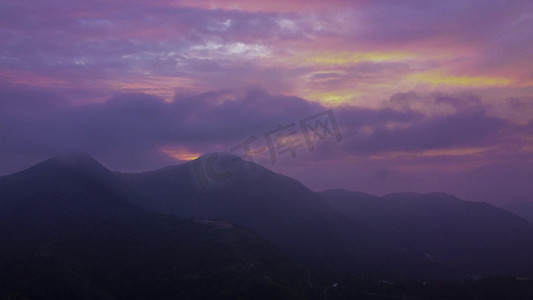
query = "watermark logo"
xmin=193 ymin=110 xmax=342 ymax=190
xmin=192 ymin=152 xmax=234 ymax=191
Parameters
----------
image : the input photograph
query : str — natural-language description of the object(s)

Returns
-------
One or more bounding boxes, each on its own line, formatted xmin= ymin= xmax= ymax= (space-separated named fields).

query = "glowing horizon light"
xmin=160 ymin=147 xmax=201 ymax=161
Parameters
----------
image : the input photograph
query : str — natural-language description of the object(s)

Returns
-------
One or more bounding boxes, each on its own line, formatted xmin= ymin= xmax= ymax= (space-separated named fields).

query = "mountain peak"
xmin=195 ymin=152 xmax=243 ymax=163
xmin=191 ymin=151 xmax=269 ymax=180
xmin=191 ymin=152 xmax=248 ymax=171
xmin=21 ymin=152 xmax=113 ymax=180
xmin=46 ymin=152 xmax=108 ymax=171
xmin=52 ymin=152 xmax=99 ymax=165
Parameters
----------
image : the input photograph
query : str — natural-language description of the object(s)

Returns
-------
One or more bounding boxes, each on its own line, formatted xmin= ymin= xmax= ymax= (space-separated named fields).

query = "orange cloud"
xmin=160 ymin=146 xmax=201 ymax=161
xmin=106 ymin=75 xmax=200 ymax=101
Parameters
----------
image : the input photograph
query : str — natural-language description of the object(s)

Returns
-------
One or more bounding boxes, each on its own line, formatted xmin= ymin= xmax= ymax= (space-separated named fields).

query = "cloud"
xmin=342 ymin=107 xmax=505 ymax=154
xmin=337 ymin=92 xmax=520 ymax=154
xmin=2 ymin=0 xmax=532 ymax=108
xmin=1 ymin=0 xmax=531 ymax=205
xmin=2 ymin=85 xmax=528 ymax=172
xmin=1 ymin=84 xmax=531 ymax=206
xmin=0 ymin=86 xmax=325 ymax=171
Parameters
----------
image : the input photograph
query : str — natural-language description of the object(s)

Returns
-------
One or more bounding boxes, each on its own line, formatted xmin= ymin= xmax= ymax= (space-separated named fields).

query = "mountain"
xmin=320 ymin=189 xmax=533 ymax=279
xmin=0 ymin=154 xmax=311 ymax=299
xmin=111 ymin=153 xmax=370 ymax=274
xmin=110 ymin=153 xmax=533 ymax=279
xmin=504 ymin=201 xmax=533 ymax=224
xmin=3 ymin=153 xmax=533 ymax=287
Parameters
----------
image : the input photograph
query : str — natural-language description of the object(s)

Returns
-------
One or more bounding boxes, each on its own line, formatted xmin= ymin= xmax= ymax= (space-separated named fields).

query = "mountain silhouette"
xmin=0 ymin=154 xmax=311 ymax=299
xmin=109 ymin=152 xmax=533 ymax=279
xmin=320 ymin=189 xmax=533 ymax=278
xmin=111 ymin=152 xmax=367 ymax=274
xmin=505 ymin=201 xmax=533 ymax=224
xmin=2 ymin=152 xmax=533 ymax=295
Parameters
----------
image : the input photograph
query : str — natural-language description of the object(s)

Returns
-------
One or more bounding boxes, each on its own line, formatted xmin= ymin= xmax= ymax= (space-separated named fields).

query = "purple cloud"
xmin=342 ymin=107 xmax=505 ymax=154
xmin=0 ymin=0 xmax=532 ymax=207
xmin=0 ymin=85 xmax=527 ymax=168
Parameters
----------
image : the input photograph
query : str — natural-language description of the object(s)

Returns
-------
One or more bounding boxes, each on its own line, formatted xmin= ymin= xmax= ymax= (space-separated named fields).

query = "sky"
xmin=0 ymin=0 xmax=532 ymax=204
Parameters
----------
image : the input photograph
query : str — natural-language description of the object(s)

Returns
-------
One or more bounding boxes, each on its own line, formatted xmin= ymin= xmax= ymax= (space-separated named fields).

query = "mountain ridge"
xmin=2 ymin=152 xmax=533 ymax=280
xmin=0 ymin=153 xmax=312 ymax=299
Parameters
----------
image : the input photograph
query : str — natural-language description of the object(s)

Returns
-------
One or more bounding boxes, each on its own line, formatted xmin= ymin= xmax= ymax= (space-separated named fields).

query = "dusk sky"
xmin=1 ymin=0 xmax=532 ymax=204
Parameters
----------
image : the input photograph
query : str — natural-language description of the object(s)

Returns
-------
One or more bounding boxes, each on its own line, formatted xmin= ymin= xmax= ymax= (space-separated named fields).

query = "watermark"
xmin=193 ymin=110 xmax=342 ymax=190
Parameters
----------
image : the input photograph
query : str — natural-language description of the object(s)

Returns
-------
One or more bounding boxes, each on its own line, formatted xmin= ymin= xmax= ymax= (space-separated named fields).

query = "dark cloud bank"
xmin=0 ymin=83 xmax=531 ymax=204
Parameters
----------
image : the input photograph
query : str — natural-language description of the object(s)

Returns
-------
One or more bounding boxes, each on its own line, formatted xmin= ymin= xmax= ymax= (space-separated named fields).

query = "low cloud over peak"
xmin=0 ymin=85 xmax=531 ymax=204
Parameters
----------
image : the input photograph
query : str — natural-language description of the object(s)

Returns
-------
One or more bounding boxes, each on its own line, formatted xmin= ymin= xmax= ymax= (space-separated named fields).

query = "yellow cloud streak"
xmin=370 ymin=147 xmax=490 ymax=160
xmin=405 ymin=71 xmax=513 ymax=88
xmin=300 ymin=51 xmax=416 ymax=66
